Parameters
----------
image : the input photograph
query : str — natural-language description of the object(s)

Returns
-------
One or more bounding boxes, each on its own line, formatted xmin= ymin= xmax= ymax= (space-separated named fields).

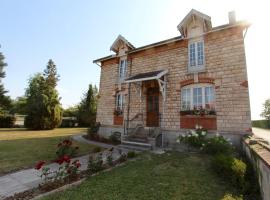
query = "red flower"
xmin=63 ymin=155 xmax=71 ymax=163
xmin=35 ymin=161 xmax=45 ymax=170
xmin=55 ymin=158 xmax=65 ymax=165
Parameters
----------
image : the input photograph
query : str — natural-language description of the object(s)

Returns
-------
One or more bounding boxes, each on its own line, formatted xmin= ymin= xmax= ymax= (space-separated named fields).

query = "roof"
xmin=110 ymin=35 xmax=135 ymax=53
xmin=125 ymin=70 xmax=168 ymax=83
xmin=93 ymin=11 xmax=250 ymax=65
xmin=177 ymin=9 xmax=212 ymax=36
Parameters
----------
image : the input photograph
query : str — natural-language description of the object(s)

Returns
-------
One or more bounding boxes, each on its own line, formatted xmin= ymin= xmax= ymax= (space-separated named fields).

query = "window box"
xmin=180 ymin=115 xmax=217 ymax=130
xmin=114 ymin=115 xmax=123 ymax=125
xmin=180 ymin=109 xmax=216 ymax=116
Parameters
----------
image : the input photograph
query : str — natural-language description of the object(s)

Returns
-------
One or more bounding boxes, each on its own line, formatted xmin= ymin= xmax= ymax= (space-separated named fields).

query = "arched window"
xmin=181 ymin=84 xmax=215 ymax=111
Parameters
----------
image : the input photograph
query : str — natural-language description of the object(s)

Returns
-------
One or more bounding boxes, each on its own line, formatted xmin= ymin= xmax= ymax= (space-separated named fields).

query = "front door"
xmin=146 ymin=87 xmax=159 ymax=127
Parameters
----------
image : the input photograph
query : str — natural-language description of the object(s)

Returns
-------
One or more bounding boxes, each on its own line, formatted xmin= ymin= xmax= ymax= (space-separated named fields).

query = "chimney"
xmin=228 ymin=11 xmax=236 ymax=24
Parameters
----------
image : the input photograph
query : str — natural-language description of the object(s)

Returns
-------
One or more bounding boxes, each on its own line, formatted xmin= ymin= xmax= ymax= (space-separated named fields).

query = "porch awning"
xmin=124 ymin=70 xmax=168 ymax=83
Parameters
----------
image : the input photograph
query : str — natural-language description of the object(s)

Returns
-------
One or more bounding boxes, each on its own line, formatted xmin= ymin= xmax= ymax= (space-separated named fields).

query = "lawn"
xmin=0 ymin=128 xmax=97 ymax=174
xmin=42 ymin=152 xmax=237 ymax=200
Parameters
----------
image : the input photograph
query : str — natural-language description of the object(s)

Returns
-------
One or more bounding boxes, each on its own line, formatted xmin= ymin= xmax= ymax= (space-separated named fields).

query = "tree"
xmin=63 ymin=105 xmax=79 ymax=117
xmin=10 ymin=96 xmax=27 ymax=115
xmin=0 ymin=51 xmax=12 ymax=113
xmin=261 ymin=99 xmax=270 ymax=120
xmin=77 ymin=84 xmax=98 ymax=126
xmin=25 ymin=60 xmax=62 ymax=130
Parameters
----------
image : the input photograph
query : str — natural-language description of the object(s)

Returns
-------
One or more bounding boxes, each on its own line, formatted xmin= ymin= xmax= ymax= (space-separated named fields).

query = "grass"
xmin=42 ymin=152 xmax=238 ymax=200
xmin=0 ymin=128 xmax=97 ymax=174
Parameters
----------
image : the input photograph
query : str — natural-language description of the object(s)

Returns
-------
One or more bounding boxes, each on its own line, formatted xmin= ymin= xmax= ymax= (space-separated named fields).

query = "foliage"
xmin=178 ymin=128 xmax=207 ymax=148
xmin=0 ymin=51 xmax=12 ymax=112
xmin=106 ymin=152 xmax=114 ymax=166
xmin=56 ymin=139 xmax=79 ymax=158
xmin=212 ymin=154 xmax=247 ymax=190
xmin=221 ymin=194 xmax=243 ymax=200
xmin=10 ymin=96 xmax=27 ymax=115
xmin=180 ymin=108 xmax=216 ymax=116
xmin=24 ymin=59 xmax=62 ymax=130
xmin=63 ymin=106 xmax=79 ymax=117
xmin=252 ymin=119 xmax=270 ymax=129
xmin=109 ymin=132 xmax=121 ymax=145
xmin=87 ymin=122 xmax=100 ymax=135
xmin=92 ymin=146 xmax=102 ymax=153
xmin=127 ymin=151 xmax=136 ymax=159
xmin=78 ymin=84 xmax=98 ymax=127
xmin=35 ymin=156 xmax=81 ymax=184
xmin=87 ymin=154 xmax=103 ymax=174
xmin=261 ymin=98 xmax=270 ymax=120
xmin=60 ymin=117 xmax=78 ymax=128
xmin=202 ymin=135 xmax=234 ymax=155
xmin=114 ymin=108 xmax=123 ymax=116
xmin=0 ymin=114 xmax=15 ymax=128
xmin=42 ymin=153 xmax=239 ymax=200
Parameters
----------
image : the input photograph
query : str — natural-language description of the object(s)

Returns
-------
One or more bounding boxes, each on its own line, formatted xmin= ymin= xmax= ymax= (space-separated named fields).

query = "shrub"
xmin=221 ymin=194 xmax=243 ymax=200
xmin=127 ymin=151 xmax=136 ymax=159
xmin=231 ymin=159 xmax=246 ymax=188
xmin=92 ymin=146 xmax=102 ymax=153
xmin=56 ymin=139 xmax=79 ymax=158
xmin=178 ymin=128 xmax=207 ymax=148
xmin=106 ymin=152 xmax=114 ymax=166
xmin=109 ymin=132 xmax=121 ymax=145
xmin=202 ymin=135 xmax=234 ymax=155
xmin=87 ymin=154 xmax=103 ymax=174
xmin=117 ymin=149 xmax=127 ymax=163
xmin=212 ymin=154 xmax=247 ymax=189
xmin=0 ymin=115 xmax=15 ymax=128
xmin=87 ymin=122 xmax=100 ymax=135
xmin=252 ymin=119 xmax=270 ymax=129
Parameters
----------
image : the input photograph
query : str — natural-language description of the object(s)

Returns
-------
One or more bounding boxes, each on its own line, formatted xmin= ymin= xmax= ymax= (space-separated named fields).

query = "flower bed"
xmin=4 ymin=148 xmax=134 ymax=200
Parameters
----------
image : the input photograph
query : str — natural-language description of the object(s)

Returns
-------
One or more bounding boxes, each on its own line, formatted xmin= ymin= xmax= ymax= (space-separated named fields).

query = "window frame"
xmin=188 ymin=38 xmax=205 ymax=73
xmin=180 ymin=84 xmax=215 ymax=111
xmin=116 ymin=93 xmax=124 ymax=111
xmin=119 ymin=59 xmax=127 ymax=81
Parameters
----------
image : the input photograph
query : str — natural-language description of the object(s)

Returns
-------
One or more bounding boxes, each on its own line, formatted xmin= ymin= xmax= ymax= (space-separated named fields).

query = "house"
xmin=93 ymin=9 xmax=251 ymax=148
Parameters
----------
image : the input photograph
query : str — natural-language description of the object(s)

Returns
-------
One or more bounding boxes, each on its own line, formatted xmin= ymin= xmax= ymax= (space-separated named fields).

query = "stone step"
xmin=117 ymin=144 xmax=151 ymax=152
xmin=127 ymin=137 xmax=148 ymax=143
xmin=119 ymin=140 xmax=152 ymax=151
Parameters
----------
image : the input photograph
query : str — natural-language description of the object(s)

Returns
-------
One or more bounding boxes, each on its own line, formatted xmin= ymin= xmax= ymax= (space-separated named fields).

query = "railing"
xmin=124 ymin=112 xmax=143 ymax=136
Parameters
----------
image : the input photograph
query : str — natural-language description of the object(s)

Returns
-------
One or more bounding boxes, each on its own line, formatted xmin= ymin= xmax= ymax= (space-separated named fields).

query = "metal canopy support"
xmin=157 ymin=75 xmax=167 ymax=148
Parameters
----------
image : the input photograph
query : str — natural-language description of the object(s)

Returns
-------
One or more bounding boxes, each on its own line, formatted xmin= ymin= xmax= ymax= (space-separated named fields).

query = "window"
xmin=181 ymin=88 xmax=191 ymax=110
xmin=188 ymin=40 xmax=204 ymax=72
xmin=181 ymin=84 xmax=215 ymax=110
xmin=116 ymin=93 xmax=124 ymax=110
xmin=119 ymin=59 xmax=127 ymax=80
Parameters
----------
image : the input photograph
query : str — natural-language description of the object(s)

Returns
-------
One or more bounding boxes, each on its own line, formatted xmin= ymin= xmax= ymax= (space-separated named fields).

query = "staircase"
xmin=120 ymin=124 xmax=152 ymax=151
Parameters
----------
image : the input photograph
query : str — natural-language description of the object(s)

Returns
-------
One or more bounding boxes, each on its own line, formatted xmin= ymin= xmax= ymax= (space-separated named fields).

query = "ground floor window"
xmin=116 ymin=93 xmax=125 ymax=111
xmin=181 ymin=84 xmax=215 ymax=111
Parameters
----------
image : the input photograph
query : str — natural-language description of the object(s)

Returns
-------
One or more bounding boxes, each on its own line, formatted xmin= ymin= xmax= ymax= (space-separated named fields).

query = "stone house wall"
xmin=96 ymin=26 xmax=251 ymax=142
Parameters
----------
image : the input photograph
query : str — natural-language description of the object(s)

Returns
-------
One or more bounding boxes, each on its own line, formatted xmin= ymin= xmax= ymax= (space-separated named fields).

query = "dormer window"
xmin=119 ymin=59 xmax=127 ymax=81
xmin=188 ymin=39 xmax=205 ymax=72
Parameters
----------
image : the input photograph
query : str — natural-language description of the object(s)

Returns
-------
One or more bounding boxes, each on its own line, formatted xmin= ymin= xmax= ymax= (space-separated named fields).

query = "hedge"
xmin=252 ymin=120 xmax=270 ymax=129
xmin=0 ymin=115 xmax=16 ymax=128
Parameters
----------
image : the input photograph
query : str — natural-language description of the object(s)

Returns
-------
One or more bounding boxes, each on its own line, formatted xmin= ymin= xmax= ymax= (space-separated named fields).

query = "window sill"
xmin=187 ymin=66 xmax=206 ymax=74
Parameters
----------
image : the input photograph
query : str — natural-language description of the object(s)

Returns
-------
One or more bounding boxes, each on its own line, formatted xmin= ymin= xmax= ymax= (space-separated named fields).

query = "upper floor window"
xmin=181 ymin=84 xmax=215 ymax=111
xmin=188 ymin=40 xmax=204 ymax=72
xmin=119 ymin=59 xmax=127 ymax=81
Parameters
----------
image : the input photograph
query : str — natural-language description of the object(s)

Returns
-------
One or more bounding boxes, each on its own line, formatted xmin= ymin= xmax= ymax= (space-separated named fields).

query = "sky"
xmin=0 ymin=0 xmax=269 ymax=120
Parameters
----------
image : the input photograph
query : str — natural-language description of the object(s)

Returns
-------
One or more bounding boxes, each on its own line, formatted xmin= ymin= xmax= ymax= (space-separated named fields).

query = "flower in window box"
xmin=114 ymin=108 xmax=123 ymax=116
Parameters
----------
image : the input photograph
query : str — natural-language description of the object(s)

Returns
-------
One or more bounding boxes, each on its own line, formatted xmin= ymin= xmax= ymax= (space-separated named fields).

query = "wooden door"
xmin=146 ymin=88 xmax=159 ymax=127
